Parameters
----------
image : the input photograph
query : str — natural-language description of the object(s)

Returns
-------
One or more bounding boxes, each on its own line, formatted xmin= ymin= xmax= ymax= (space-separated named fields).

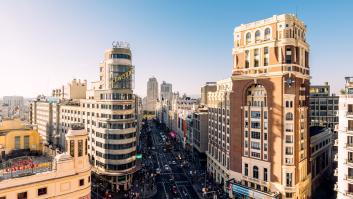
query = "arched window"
xmin=286 ymin=112 xmax=293 ymax=120
xmin=265 ymin=28 xmax=271 ymax=40
xmin=246 ymin=32 xmax=251 ymax=43
xmin=253 ymin=166 xmax=259 ymax=179
xmin=255 ymin=30 xmax=261 ymax=41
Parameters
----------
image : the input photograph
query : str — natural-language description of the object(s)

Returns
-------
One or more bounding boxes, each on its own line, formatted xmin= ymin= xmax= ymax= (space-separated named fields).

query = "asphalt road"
xmin=149 ymin=122 xmax=200 ymax=199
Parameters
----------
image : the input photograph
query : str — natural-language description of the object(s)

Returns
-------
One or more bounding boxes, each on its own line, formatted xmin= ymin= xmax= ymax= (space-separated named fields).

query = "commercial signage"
xmin=232 ymin=184 xmax=250 ymax=197
xmin=136 ymin=154 xmax=142 ymax=159
xmin=232 ymin=184 xmax=279 ymax=199
xmin=112 ymin=68 xmax=134 ymax=84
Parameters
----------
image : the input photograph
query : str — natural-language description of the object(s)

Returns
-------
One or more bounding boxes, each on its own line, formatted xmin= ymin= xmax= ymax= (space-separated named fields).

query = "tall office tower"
xmin=206 ymin=78 xmax=232 ymax=189
xmin=160 ymin=81 xmax=173 ymax=102
xmin=309 ymin=82 xmax=339 ymax=129
xmin=335 ymin=77 xmax=353 ymax=199
xmin=29 ymin=42 xmax=137 ymax=192
xmin=146 ymin=77 xmax=159 ymax=114
xmin=229 ymin=14 xmax=311 ymax=198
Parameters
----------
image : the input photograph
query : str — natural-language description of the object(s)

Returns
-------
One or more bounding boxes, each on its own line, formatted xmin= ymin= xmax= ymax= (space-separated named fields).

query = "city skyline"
xmin=1 ymin=1 xmax=353 ymax=98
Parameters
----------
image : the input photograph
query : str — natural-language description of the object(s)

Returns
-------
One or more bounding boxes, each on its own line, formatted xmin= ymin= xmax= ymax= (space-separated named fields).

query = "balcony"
xmin=335 ymin=124 xmax=339 ymax=132
xmin=334 ymin=154 xmax=338 ymax=162
xmin=334 ymin=183 xmax=338 ymax=191
xmin=346 ymin=159 xmax=353 ymax=167
xmin=346 ymin=143 xmax=353 ymax=151
xmin=334 ymin=168 xmax=338 ymax=176
xmin=345 ymin=175 xmax=353 ymax=182
xmin=334 ymin=139 xmax=339 ymax=147
xmin=347 ymin=112 xmax=353 ymax=118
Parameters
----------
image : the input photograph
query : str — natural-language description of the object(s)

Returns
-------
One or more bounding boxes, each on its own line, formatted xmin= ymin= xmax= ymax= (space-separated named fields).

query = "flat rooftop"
xmin=0 ymin=119 xmax=31 ymax=135
xmin=310 ymin=126 xmax=327 ymax=137
xmin=0 ymin=155 xmax=53 ymax=181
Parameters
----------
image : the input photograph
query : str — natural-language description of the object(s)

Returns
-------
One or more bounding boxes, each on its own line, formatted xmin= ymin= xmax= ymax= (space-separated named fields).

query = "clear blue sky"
xmin=0 ymin=0 xmax=352 ymax=98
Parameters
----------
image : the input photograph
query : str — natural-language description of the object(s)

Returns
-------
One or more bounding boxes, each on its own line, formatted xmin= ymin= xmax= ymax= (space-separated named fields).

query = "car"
xmin=171 ymin=161 xmax=176 ymax=165
xmin=156 ymin=168 xmax=161 ymax=174
xmin=151 ymin=147 xmax=155 ymax=150
xmin=164 ymin=164 xmax=171 ymax=170
xmin=172 ymin=186 xmax=178 ymax=194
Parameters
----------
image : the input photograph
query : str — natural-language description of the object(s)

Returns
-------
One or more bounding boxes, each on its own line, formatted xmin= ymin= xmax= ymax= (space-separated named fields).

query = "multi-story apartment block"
xmin=145 ymin=77 xmax=159 ymax=114
xmin=309 ymin=126 xmax=332 ymax=192
xmin=336 ymin=77 xmax=353 ymax=198
xmin=229 ymin=14 xmax=311 ymax=199
xmin=206 ymin=78 xmax=232 ymax=189
xmin=30 ymin=43 xmax=138 ymax=192
xmin=310 ymin=82 xmax=339 ymax=129
xmin=192 ymin=107 xmax=209 ymax=153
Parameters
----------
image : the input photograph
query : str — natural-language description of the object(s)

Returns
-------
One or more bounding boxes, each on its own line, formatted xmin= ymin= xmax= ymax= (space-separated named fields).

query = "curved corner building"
xmin=88 ymin=43 xmax=137 ymax=191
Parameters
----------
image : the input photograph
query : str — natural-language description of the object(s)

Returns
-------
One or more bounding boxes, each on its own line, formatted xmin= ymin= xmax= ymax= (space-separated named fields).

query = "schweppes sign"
xmin=112 ymin=68 xmax=134 ymax=83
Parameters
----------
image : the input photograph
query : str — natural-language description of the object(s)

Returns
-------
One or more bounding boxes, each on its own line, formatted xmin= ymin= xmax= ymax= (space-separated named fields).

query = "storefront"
xmin=231 ymin=183 xmax=280 ymax=199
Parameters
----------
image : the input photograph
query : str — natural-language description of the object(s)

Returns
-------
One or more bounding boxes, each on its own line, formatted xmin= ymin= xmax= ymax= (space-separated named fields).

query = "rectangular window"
xmin=17 ymin=192 xmax=27 ymax=199
xmin=286 ymin=193 xmax=293 ymax=198
xmin=349 ymin=120 xmax=353 ymax=131
xmin=251 ymin=131 xmax=261 ymax=139
xmin=251 ymin=121 xmax=261 ymax=129
xmin=24 ymin=135 xmax=30 ymax=149
xmin=79 ymin=179 xmax=84 ymax=186
xmin=286 ymin=135 xmax=293 ymax=143
xmin=244 ymin=164 xmax=248 ymax=176
xmin=251 ymin=141 xmax=260 ymax=150
xmin=286 ymin=173 xmax=292 ymax=186
xmin=78 ymin=140 xmax=83 ymax=157
xmin=70 ymin=140 xmax=75 ymax=157
xmin=254 ymin=49 xmax=259 ymax=67
xmin=264 ymin=47 xmax=269 ymax=66
xmin=285 ymin=147 xmax=293 ymax=155
xmin=38 ymin=187 xmax=47 ymax=196
xmin=245 ymin=50 xmax=250 ymax=68
xmin=15 ymin=136 xmax=20 ymax=149
xmin=85 ymin=139 xmax=88 ymax=155
xmin=264 ymin=168 xmax=268 ymax=182
xmin=251 ymin=111 xmax=261 ymax=119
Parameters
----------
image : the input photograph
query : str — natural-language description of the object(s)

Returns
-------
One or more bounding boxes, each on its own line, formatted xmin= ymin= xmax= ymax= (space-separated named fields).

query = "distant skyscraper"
xmin=229 ymin=14 xmax=311 ymax=198
xmin=160 ymin=81 xmax=173 ymax=102
xmin=146 ymin=77 xmax=159 ymax=114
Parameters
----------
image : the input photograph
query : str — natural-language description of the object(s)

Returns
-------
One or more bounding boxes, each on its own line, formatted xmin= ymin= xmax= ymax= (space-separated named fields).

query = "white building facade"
xmin=336 ymin=77 xmax=353 ymax=198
